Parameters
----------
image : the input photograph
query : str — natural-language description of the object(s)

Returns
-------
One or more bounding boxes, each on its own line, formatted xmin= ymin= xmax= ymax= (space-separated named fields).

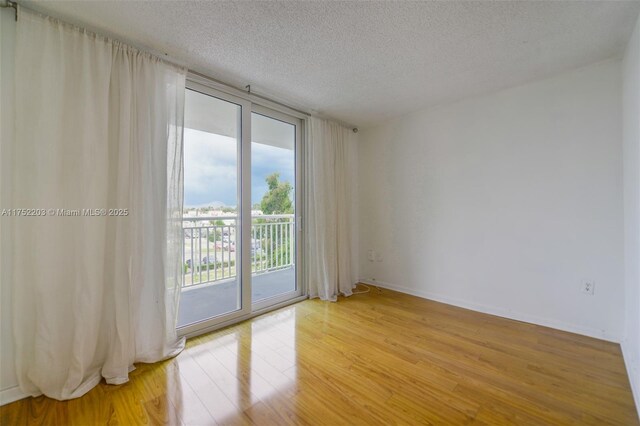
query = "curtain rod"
xmin=189 ymin=70 xmax=312 ymax=118
xmin=190 ymin=70 xmax=359 ymax=132
xmin=0 ymin=0 xmax=17 ymax=20
xmin=3 ymin=0 xmax=360 ymax=132
xmin=2 ymin=0 xmax=311 ymax=122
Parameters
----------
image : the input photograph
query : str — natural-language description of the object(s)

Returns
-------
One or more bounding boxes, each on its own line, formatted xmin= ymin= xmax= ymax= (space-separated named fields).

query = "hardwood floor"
xmin=1 ymin=286 xmax=638 ymax=425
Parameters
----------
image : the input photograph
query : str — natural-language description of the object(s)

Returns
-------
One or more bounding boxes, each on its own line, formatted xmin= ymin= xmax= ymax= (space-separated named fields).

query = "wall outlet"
xmin=582 ymin=281 xmax=595 ymax=296
xmin=375 ymin=253 xmax=383 ymax=262
xmin=367 ymin=250 xmax=375 ymax=262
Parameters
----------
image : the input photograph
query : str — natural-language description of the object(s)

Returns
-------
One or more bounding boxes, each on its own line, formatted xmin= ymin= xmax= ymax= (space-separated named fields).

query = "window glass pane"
xmin=178 ymin=89 xmax=241 ymax=327
xmin=251 ymin=112 xmax=296 ymax=303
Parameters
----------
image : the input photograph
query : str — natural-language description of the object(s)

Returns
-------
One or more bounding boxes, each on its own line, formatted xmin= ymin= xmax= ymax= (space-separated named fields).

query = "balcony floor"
xmin=177 ymin=267 xmax=295 ymax=327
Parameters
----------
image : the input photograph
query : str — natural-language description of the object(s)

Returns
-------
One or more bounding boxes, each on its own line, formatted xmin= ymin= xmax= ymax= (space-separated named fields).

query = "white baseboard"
xmin=0 ymin=385 xmax=27 ymax=406
xmin=621 ymin=341 xmax=640 ymax=419
xmin=359 ymin=278 xmax=620 ymax=343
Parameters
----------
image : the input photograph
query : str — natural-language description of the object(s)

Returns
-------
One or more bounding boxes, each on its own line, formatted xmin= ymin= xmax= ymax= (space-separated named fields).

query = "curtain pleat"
xmin=307 ymin=117 xmax=357 ymax=301
xmin=11 ymin=7 xmax=186 ymax=400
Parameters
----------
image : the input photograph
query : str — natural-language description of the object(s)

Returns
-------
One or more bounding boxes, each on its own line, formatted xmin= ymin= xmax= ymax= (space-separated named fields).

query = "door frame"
xmin=177 ymin=80 xmax=252 ymax=337
xmin=250 ymin=105 xmax=304 ymax=311
xmin=177 ymin=75 xmax=306 ymax=338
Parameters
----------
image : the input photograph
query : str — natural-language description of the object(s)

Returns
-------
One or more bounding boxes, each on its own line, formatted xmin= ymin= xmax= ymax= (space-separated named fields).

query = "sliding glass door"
xmin=178 ymin=87 xmax=249 ymax=329
xmin=178 ymin=82 xmax=303 ymax=333
xmin=251 ymin=108 xmax=302 ymax=309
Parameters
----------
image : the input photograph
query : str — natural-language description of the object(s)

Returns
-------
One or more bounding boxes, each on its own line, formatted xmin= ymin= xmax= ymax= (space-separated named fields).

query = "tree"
xmin=208 ymin=219 xmax=226 ymax=242
xmin=257 ymin=173 xmax=294 ymax=269
xmin=260 ymin=173 xmax=293 ymax=214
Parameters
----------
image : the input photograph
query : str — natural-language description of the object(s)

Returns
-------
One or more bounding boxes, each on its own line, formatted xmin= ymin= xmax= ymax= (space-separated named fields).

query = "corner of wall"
xmin=622 ymin=340 xmax=640 ymax=417
xmin=0 ymin=6 xmax=19 ymax=401
xmin=622 ymin=10 xmax=640 ymax=420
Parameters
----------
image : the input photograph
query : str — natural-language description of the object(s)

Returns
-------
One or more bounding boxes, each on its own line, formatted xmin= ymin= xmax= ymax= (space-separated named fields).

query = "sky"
xmin=183 ymin=128 xmax=295 ymax=208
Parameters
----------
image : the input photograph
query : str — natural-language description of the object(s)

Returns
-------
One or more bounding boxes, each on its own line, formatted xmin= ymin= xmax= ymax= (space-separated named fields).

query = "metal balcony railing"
xmin=182 ymin=214 xmax=295 ymax=288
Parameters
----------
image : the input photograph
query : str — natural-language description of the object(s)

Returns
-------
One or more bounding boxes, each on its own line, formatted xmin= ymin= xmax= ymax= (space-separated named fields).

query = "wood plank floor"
xmin=1 ymin=287 xmax=638 ymax=425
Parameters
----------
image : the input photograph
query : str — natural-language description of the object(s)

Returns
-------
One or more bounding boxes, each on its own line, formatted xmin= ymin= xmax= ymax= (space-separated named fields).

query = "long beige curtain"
xmin=307 ymin=117 xmax=358 ymax=301
xmin=9 ymin=8 xmax=186 ymax=400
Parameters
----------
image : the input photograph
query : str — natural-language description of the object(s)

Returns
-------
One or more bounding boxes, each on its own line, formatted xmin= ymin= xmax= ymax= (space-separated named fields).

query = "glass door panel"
xmin=251 ymin=112 xmax=298 ymax=304
xmin=178 ymin=88 xmax=243 ymax=327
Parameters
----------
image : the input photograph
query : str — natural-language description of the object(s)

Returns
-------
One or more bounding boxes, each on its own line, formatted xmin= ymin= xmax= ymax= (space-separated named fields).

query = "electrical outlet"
xmin=582 ymin=281 xmax=595 ymax=296
xmin=367 ymin=250 xmax=375 ymax=262
xmin=376 ymin=253 xmax=383 ymax=262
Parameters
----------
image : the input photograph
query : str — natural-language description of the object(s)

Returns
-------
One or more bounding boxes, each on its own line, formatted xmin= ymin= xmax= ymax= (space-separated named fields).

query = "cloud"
xmin=183 ymin=128 xmax=296 ymax=208
xmin=251 ymin=143 xmax=295 ymax=205
xmin=184 ymin=129 xmax=238 ymax=207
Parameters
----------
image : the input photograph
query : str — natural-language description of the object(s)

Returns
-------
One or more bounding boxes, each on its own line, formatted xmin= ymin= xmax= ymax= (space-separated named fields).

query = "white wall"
xmin=623 ymin=13 xmax=640 ymax=414
xmin=358 ymin=59 xmax=624 ymax=341
xmin=0 ymin=8 xmax=20 ymax=405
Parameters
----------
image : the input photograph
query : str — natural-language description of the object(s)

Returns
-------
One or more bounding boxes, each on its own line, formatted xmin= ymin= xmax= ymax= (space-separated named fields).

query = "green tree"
xmin=208 ymin=219 xmax=226 ymax=242
xmin=260 ymin=173 xmax=293 ymax=214
xmin=255 ymin=173 xmax=294 ymax=269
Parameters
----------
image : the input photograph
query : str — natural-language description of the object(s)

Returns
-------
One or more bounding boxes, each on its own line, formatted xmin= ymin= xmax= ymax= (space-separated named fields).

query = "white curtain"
xmin=307 ymin=117 xmax=357 ymax=301
xmin=10 ymin=8 xmax=186 ymax=400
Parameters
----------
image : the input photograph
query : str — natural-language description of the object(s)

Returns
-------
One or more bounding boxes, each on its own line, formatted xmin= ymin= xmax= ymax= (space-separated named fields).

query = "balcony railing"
xmin=182 ymin=215 xmax=295 ymax=288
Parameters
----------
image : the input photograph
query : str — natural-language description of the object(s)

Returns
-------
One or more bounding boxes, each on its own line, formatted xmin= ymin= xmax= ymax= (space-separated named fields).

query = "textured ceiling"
xmin=20 ymin=1 xmax=640 ymax=128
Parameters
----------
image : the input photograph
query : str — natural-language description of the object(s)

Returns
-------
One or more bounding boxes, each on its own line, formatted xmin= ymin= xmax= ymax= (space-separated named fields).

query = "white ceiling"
xmin=20 ymin=0 xmax=640 ymax=128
